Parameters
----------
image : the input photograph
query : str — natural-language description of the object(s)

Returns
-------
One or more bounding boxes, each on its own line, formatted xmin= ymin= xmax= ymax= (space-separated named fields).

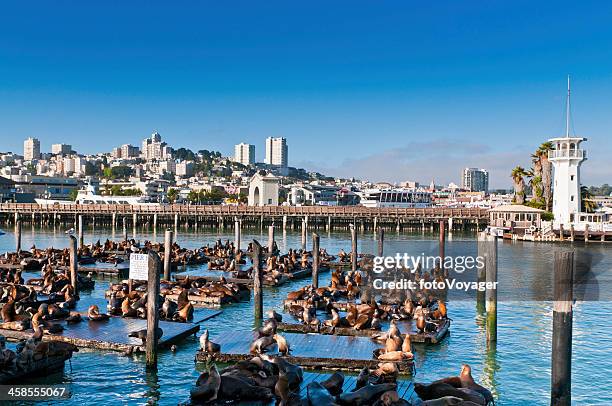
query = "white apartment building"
xmin=176 ymin=161 xmax=194 ymax=177
xmin=142 ymin=131 xmax=172 ymax=161
xmin=234 ymin=143 xmax=255 ymax=165
xmin=52 ymin=143 xmax=72 ymax=156
xmin=264 ymin=137 xmax=288 ymax=175
xmin=24 ymin=137 xmax=40 ymax=161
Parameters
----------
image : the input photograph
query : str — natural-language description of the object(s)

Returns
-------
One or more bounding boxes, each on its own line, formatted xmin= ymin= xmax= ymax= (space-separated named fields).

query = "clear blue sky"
xmin=1 ymin=1 xmax=611 ymax=188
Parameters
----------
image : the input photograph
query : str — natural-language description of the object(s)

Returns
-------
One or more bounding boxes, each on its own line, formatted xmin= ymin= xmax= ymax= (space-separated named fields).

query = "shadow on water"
xmin=144 ymin=366 xmax=160 ymax=405
xmin=482 ymin=341 xmax=500 ymax=402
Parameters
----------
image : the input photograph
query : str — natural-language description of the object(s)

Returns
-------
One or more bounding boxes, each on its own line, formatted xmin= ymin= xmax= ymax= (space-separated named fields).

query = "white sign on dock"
xmin=129 ymin=253 xmax=149 ymax=280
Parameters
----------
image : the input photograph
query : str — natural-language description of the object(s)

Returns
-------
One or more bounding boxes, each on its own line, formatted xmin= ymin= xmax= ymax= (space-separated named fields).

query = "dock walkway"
xmin=197 ymin=331 xmax=414 ymax=374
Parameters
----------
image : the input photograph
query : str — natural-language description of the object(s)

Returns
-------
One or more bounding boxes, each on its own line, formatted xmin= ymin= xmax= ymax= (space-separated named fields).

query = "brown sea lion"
xmin=458 ymin=364 xmax=494 ymax=404
xmin=250 ymin=336 xmax=275 ymax=354
xmin=200 ymin=329 xmax=220 ymax=353
xmin=222 ymin=374 xmax=274 ymax=401
xmin=353 ymin=367 xmax=369 ymax=391
xmin=87 ymin=305 xmax=110 ymax=321
xmin=321 ymin=371 xmax=345 ymax=396
xmin=338 ymin=383 xmax=397 ymax=405
xmin=307 ymin=381 xmax=337 ymax=405
xmin=402 ymin=334 xmax=412 ymax=353
xmin=273 ymin=333 xmax=291 ymax=356
xmin=415 ymin=382 xmax=485 ymax=404
xmin=1 ymin=297 xmax=16 ymax=322
xmin=191 ymin=365 xmax=221 ymax=402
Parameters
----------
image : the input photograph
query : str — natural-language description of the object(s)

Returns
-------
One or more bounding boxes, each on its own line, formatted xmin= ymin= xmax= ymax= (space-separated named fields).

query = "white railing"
xmin=548 ymin=149 xmax=585 ymax=159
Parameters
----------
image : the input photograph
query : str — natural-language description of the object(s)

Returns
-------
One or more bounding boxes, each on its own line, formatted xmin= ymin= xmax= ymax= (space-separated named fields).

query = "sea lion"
xmin=261 ymin=354 xmax=303 ymax=390
xmin=388 ymin=319 xmax=400 ymax=338
xmin=374 ymin=390 xmax=411 ymax=406
xmin=307 ymin=381 xmax=337 ymax=405
xmin=174 ymin=302 xmax=193 ymax=322
xmin=323 ymin=308 xmax=342 ymax=328
xmin=267 ymin=309 xmax=283 ymax=322
xmin=191 ymin=365 xmax=221 ymax=402
xmin=87 ymin=305 xmax=110 ymax=321
xmin=377 ymin=350 xmax=411 ymax=361
xmin=273 ymin=333 xmax=291 ymax=356
xmin=415 ymin=383 xmax=485 ymax=404
xmin=458 ymin=364 xmax=494 ymax=404
xmin=402 ymin=335 xmax=412 ymax=353
xmin=199 ymin=329 xmax=220 ymax=353
xmin=353 ymin=367 xmax=369 ymax=391
xmin=419 ymin=396 xmax=466 ymax=406
xmin=250 ymin=335 xmax=275 ymax=354
xmin=1 ymin=297 xmax=16 ymax=322
xmin=337 ymin=383 xmax=397 ymax=405
xmin=221 ymin=374 xmax=274 ymax=401
xmin=161 ymin=297 xmax=177 ymax=319
xmin=416 ymin=315 xmax=426 ymax=333
xmin=321 ymin=372 xmax=344 ymax=396
xmin=259 ymin=318 xmax=278 ymax=337
xmin=128 ymin=327 xmax=163 ymax=344
xmin=65 ymin=312 xmax=82 ymax=324
xmin=385 ymin=335 xmax=402 ymax=352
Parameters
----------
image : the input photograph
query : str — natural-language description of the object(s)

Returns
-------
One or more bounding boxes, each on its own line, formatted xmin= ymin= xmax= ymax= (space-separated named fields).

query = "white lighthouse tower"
xmin=548 ymin=76 xmax=587 ymax=228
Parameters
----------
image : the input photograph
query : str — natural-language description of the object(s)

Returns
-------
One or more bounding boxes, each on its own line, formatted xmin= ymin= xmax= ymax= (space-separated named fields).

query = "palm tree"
xmin=167 ymin=188 xmax=179 ymax=204
xmin=537 ymin=142 xmax=554 ymax=211
xmin=511 ymin=166 xmax=528 ymax=205
xmin=581 ymin=186 xmax=597 ymax=213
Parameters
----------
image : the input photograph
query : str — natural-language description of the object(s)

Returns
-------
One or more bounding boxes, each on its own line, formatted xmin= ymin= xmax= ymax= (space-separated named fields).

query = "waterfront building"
xmin=264 ymin=137 xmax=288 ymax=175
xmin=24 ymin=137 xmax=40 ymax=161
xmin=51 ymin=143 xmax=72 ymax=156
xmin=248 ymin=171 xmax=279 ymax=206
xmin=234 ymin=143 xmax=255 ymax=165
xmin=462 ymin=167 xmax=489 ymax=192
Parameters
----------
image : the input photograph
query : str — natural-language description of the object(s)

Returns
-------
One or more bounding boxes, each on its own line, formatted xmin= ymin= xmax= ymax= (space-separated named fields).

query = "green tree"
xmin=581 ymin=186 xmax=597 ymax=213
xmin=69 ymin=189 xmax=78 ymax=201
xmin=511 ymin=166 xmax=528 ymax=205
xmin=167 ymin=188 xmax=179 ymax=203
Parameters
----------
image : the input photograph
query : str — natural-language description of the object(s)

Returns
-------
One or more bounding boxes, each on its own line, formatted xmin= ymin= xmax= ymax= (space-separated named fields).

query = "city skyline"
xmin=2 ymin=2 xmax=612 ymax=188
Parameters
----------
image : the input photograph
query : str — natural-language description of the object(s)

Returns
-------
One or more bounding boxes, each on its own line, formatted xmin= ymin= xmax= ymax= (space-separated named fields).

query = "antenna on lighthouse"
xmin=565 ymin=75 xmax=571 ymax=138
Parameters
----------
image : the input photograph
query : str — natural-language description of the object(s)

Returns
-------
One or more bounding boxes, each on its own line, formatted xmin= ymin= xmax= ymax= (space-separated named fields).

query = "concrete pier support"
xmin=327 ymin=215 xmax=332 ymax=231
xmin=268 ymin=224 xmax=275 ymax=253
xmin=282 ymin=215 xmax=287 ymax=231
xmin=132 ymin=213 xmax=137 ymax=239
xmin=373 ymin=217 xmax=378 ymax=234
xmin=301 ymin=218 xmax=307 ymax=251
xmin=174 ymin=213 xmax=179 ymax=231
xmin=163 ymin=229 xmax=173 ymax=281
xmin=448 ymin=217 xmax=454 ymax=231
xmin=122 ymin=217 xmax=128 ymax=242
xmin=15 ymin=216 xmax=21 ymax=253
xmin=234 ymin=218 xmax=241 ymax=254
xmin=153 ymin=213 xmax=158 ymax=230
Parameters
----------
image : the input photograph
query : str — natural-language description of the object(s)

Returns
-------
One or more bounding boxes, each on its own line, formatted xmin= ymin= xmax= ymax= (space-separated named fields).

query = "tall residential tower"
xmin=264 ymin=137 xmax=288 ymax=175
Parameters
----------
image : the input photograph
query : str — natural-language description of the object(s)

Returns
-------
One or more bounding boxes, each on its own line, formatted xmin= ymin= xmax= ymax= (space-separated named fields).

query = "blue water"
xmin=0 ymin=224 xmax=610 ymax=405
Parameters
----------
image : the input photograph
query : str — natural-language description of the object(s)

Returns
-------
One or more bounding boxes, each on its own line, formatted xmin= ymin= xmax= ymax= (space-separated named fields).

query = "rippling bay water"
xmin=0 ymin=224 xmax=610 ymax=405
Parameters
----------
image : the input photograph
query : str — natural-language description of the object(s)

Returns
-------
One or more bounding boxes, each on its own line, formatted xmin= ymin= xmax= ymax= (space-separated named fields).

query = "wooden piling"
xmin=377 ymin=227 xmax=384 ymax=257
xmin=569 ymin=224 xmax=575 ymax=242
xmin=476 ymin=232 xmax=487 ymax=313
xmin=69 ymin=235 xmax=78 ymax=296
xmin=78 ymin=215 xmax=84 ymax=248
xmin=122 ymin=217 xmax=128 ymax=242
xmin=132 ymin=213 xmax=137 ymax=239
xmin=252 ymin=240 xmax=263 ymax=321
xmin=15 ymin=216 xmax=21 ymax=253
xmin=146 ymin=251 xmax=162 ymax=368
xmin=485 ymin=234 xmax=498 ymax=343
xmin=559 ymin=224 xmax=564 ymax=241
xmin=439 ymin=219 xmax=446 ymax=273
xmin=234 ymin=218 xmax=241 ymax=254
xmin=163 ymin=229 xmax=173 ymax=281
xmin=584 ymin=224 xmax=589 ymax=243
xmin=312 ymin=233 xmax=320 ymax=289
xmin=551 ymin=250 xmax=574 ymax=406
xmin=350 ymin=224 xmax=358 ymax=272
xmin=301 ymin=218 xmax=306 ymax=251
xmin=268 ymin=224 xmax=275 ymax=253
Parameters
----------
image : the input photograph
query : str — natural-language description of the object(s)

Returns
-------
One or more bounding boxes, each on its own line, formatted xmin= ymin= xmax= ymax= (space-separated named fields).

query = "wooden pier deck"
xmin=277 ymin=319 xmax=451 ymax=344
xmin=196 ymin=331 xmax=414 ymax=374
xmin=0 ymin=316 xmax=203 ymax=353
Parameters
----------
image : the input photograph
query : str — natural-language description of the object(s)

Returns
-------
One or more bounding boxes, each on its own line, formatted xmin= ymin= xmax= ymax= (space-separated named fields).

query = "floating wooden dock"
xmin=0 ymin=353 xmax=74 ymax=384
xmin=0 ymin=316 xmax=205 ymax=353
xmin=176 ymin=265 xmax=329 ymax=287
xmin=277 ymin=319 xmax=450 ymax=344
xmin=164 ymin=290 xmax=250 ymax=307
xmin=196 ymin=331 xmax=414 ymax=374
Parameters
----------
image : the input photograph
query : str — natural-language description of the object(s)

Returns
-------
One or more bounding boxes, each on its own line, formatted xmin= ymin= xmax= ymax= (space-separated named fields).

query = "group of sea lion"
xmin=106 ymin=285 xmax=193 ymax=322
xmin=0 ymin=333 xmax=78 ymax=377
xmin=415 ymin=364 xmax=494 ymax=405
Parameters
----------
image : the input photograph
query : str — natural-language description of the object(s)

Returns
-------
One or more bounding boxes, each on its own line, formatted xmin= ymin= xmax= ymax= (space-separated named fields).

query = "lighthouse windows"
xmin=571 ymin=196 xmax=574 ymax=202
xmin=570 ymin=175 xmax=574 ymax=181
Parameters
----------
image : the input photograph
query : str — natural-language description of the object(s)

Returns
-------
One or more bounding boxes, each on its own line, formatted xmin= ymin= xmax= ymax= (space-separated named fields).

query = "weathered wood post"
xmin=476 ymin=232 xmax=487 ymax=314
xmin=15 ymin=215 xmax=22 ymax=253
xmin=301 ymin=218 xmax=307 ymax=251
xmin=78 ymin=215 xmax=84 ymax=248
xmin=584 ymin=224 xmax=589 ymax=243
xmin=69 ymin=235 xmax=78 ymax=296
xmin=163 ymin=229 xmax=173 ymax=281
xmin=439 ymin=219 xmax=446 ymax=273
xmin=559 ymin=223 xmax=564 ymax=241
xmin=569 ymin=224 xmax=575 ymax=242
xmin=268 ymin=224 xmax=275 ymax=253
xmin=252 ymin=240 xmax=263 ymax=321
xmin=282 ymin=215 xmax=287 ymax=231
xmin=146 ymin=251 xmax=162 ymax=368
xmin=312 ymin=233 xmax=320 ymax=288
xmin=551 ymin=250 xmax=574 ymax=406
xmin=122 ymin=217 xmax=128 ymax=242
xmin=234 ymin=218 xmax=241 ymax=254
xmin=485 ymin=234 xmax=498 ymax=343
xmin=153 ymin=213 xmax=158 ymax=230
xmin=132 ymin=213 xmax=137 ymax=239
xmin=174 ymin=213 xmax=179 ymax=231
xmin=351 ymin=224 xmax=358 ymax=272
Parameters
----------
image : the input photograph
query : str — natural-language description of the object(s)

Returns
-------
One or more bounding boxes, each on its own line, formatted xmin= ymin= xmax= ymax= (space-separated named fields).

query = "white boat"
xmin=35 ymin=184 xmax=159 ymax=206
xmin=357 ymin=188 xmax=432 ymax=208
